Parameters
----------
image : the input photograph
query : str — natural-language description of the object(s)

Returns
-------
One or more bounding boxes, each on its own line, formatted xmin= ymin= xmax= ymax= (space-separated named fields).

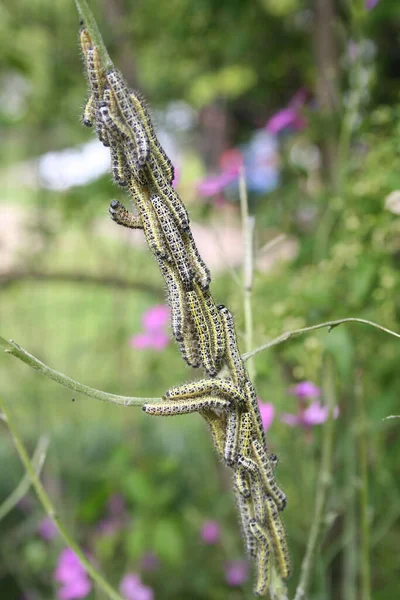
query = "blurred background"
xmin=1 ymin=0 xmax=400 ymax=598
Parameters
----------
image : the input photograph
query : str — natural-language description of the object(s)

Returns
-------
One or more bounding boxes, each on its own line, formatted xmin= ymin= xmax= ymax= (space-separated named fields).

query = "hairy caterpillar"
xmin=249 ymin=519 xmax=271 ymax=596
xmin=142 ymin=395 xmax=232 ymax=416
xmin=128 ymin=181 xmax=169 ymax=259
xmin=218 ymin=305 xmax=248 ymax=387
xmin=186 ymin=289 xmax=218 ymax=377
xmin=109 ymin=200 xmax=143 ymax=229
xmin=165 ymin=377 xmax=246 ymax=405
xmin=224 ymin=409 xmax=240 ymax=466
xmin=196 ymin=285 xmax=225 ymax=369
xmin=151 ymin=195 xmax=194 ymax=290
xmin=146 ymin=156 xmax=190 ymax=231
xmin=200 ymin=409 xmax=226 ymax=458
xmin=235 ymin=488 xmax=257 ymax=558
xmin=264 ymin=496 xmax=291 ymax=580
xmin=156 ymin=257 xmax=186 ymax=343
xmin=183 ymin=229 xmax=211 ymax=290
xmin=251 ymin=438 xmax=287 ymax=512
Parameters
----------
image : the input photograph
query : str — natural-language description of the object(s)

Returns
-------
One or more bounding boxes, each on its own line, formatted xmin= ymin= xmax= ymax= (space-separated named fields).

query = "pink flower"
xmin=258 ymin=401 xmax=275 ymax=431
xmin=288 ymin=381 xmax=321 ymax=400
xmin=281 ymin=401 xmax=339 ymax=428
xmin=365 ymin=0 xmax=379 ymax=9
xmin=38 ymin=516 xmax=58 ymax=541
xmin=54 ymin=549 xmax=92 ymax=600
xmin=197 ymin=148 xmax=243 ymax=197
xmin=225 ymin=560 xmax=249 ymax=587
xmin=200 ymin=520 xmax=221 ymax=544
xmin=120 ymin=574 xmax=153 ymax=600
xmin=142 ymin=305 xmax=170 ymax=332
xmin=130 ymin=304 xmax=170 ymax=351
xmin=266 ymin=88 xmax=308 ymax=134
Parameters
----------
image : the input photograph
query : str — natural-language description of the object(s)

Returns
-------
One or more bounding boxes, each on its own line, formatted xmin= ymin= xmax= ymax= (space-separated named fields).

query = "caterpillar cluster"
xmin=80 ymin=24 xmax=290 ymax=597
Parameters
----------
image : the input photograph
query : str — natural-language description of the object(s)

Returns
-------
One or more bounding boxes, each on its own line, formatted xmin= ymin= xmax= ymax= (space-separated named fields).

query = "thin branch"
xmin=0 ymin=396 xmax=124 ymax=600
xmin=243 ymin=318 xmax=400 ymax=362
xmin=75 ymin=0 xmax=113 ymax=69
xmin=293 ymin=358 xmax=336 ymax=600
xmin=0 ymin=269 xmax=161 ymax=296
xmin=0 ymin=336 xmax=159 ymax=406
xmin=0 ymin=435 xmax=49 ymax=522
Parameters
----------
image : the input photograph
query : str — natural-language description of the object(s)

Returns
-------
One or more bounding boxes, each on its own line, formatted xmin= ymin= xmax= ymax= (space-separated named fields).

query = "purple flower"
xmin=281 ymin=401 xmax=339 ymax=428
xmin=38 ymin=516 xmax=58 ymax=541
xmin=130 ymin=304 xmax=170 ymax=351
xmin=225 ymin=560 xmax=249 ymax=587
xmin=258 ymin=401 xmax=275 ymax=431
xmin=266 ymin=89 xmax=308 ymax=134
xmin=200 ymin=520 xmax=221 ymax=544
xmin=197 ymin=149 xmax=242 ymax=198
xmin=54 ymin=549 xmax=92 ymax=600
xmin=365 ymin=0 xmax=379 ymax=9
xmin=120 ymin=574 xmax=153 ymax=600
xmin=288 ymin=381 xmax=321 ymax=400
xmin=142 ymin=305 xmax=170 ymax=332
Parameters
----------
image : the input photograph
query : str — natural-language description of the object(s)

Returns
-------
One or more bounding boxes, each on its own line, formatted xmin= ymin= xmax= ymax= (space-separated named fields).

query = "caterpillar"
xmin=146 ymin=155 xmax=190 ymax=231
xmin=109 ymin=200 xmax=143 ymax=229
xmin=235 ymin=487 xmax=257 ymax=558
xmin=186 ymin=288 xmax=218 ymax=377
xmin=243 ymin=380 xmax=266 ymax=447
xmin=151 ymin=195 xmax=194 ymax=290
xmin=128 ymin=181 xmax=169 ymax=259
xmin=106 ymin=69 xmax=150 ymax=168
xmin=183 ymin=229 xmax=211 ymax=290
xmin=129 ymin=91 xmax=175 ymax=184
xmin=217 ymin=305 xmax=248 ymax=387
xmin=224 ymin=409 xmax=240 ymax=467
xmin=200 ymin=409 xmax=226 ymax=459
xmin=235 ymin=463 xmax=251 ymax=498
xmin=165 ymin=377 xmax=246 ymax=405
xmin=249 ymin=519 xmax=271 ymax=596
xmin=142 ymin=395 xmax=232 ymax=416
xmin=196 ymin=285 xmax=225 ymax=369
xmin=251 ymin=438 xmax=287 ymax=512
xmin=264 ymin=496 xmax=291 ymax=580
xmin=156 ymin=257 xmax=186 ymax=343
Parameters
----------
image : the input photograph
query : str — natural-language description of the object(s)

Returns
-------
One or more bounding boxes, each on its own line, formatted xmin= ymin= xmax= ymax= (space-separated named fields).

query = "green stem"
xmin=239 ymin=167 xmax=255 ymax=381
xmin=243 ymin=318 xmax=400 ymax=361
xmin=75 ymin=0 xmax=113 ymax=69
xmin=356 ymin=369 xmax=371 ymax=600
xmin=0 ymin=396 xmax=124 ymax=600
xmin=0 ymin=435 xmax=49 ymax=522
xmin=293 ymin=358 xmax=336 ymax=600
xmin=0 ymin=336 xmax=159 ymax=406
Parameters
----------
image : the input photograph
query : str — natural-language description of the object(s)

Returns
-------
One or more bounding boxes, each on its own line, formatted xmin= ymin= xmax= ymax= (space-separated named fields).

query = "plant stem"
xmin=0 ymin=336 xmax=159 ymax=406
xmin=293 ymin=358 xmax=336 ymax=600
xmin=239 ymin=167 xmax=255 ymax=381
xmin=0 ymin=396 xmax=124 ymax=600
xmin=356 ymin=368 xmax=371 ymax=600
xmin=75 ymin=0 xmax=113 ymax=69
xmin=243 ymin=317 xmax=400 ymax=361
xmin=0 ymin=435 xmax=49 ymax=522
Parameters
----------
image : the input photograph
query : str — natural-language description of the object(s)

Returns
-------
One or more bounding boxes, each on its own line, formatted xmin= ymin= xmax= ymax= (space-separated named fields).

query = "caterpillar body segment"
xmin=252 ymin=439 xmax=287 ymax=512
xmin=82 ymin=94 xmax=95 ymax=127
xmin=79 ymin=27 xmax=92 ymax=60
xmin=200 ymin=409 xmax=226 ymax=459
xmin=224 ymin=409 xmax=240 ymax=467
xmin=183 ymin=229 xmax=211 ymax=290
xmin=235 ymin=488 xmax=257 ymax=558
xmin=151 ymin=195 xmax=193 ymax=290
xmin=98 ymin=102 xmax=146 ymax=185
xmin=235 ymin=463 xmax=251 ymax=498
xmin=146 ymin=155 xmax=190 ymax=231
xmin=186 ymin=289 xmax=218 ymax=377
xmin=243 ymin=380 xmax=266 ymax=447
xmin=165 ymin=378 xmax=246 ymax=405
xmin=250 ymin=477 xmax=266 ymax=525
xmin=156 ymin=258 xmax=186 ymax=343
xmin=110 ymin=142 xmax=130 ymax=187
xmin=142 ymin=395 xmax=232 ymax=417
xmin=249 ymin=520 xmax=271 ymax=596
xmin=264 ymin=496 xmax=291 ymax=580
xmin=238 ymin=412 xmax=254 ymax=458
xmin=218 ymin=305 xmax=248 ymax=387
xmin=128 ymin=181 xmax=169 ymax=259
xmin=178 ymin=327 xmax=201 ymax=369
xmin=197 ymin=285 xmax=225 ymax=368
xmin=106 ymin=69 xmax=150 ymax=168
xmin=129 ymin=91 xmax=175 ymax=184
xmin=108 ymin=200 xmax=143 ymax=229
xmin=86 ymin=46 xmax=106 ymax=104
